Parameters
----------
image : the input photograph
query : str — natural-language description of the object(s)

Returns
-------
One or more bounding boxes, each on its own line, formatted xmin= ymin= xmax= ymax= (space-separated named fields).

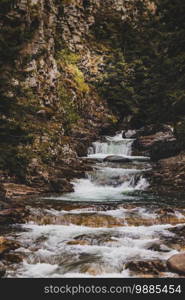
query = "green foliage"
xmin=68 ymin=64 xmax=89 ymax=93
xmin=57 ymin=49 xmax=80 ymax=65
xmin=92 ymin=0 xmax=185 ymax=129
xmin=57 ymin=84 xmax=80 ymax=133
xmin=57 ymin=48 xmax=89 ymax=93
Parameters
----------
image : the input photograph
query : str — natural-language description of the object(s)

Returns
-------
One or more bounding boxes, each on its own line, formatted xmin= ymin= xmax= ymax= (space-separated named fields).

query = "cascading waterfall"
xmin=88 ymin=132 xmax=134 ymax=156
xmin=4 ymin=131 xmax=184 ymax=278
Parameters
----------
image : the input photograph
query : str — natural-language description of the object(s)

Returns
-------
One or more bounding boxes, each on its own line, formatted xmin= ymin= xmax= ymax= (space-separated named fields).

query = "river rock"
xmin=29 ymin=213 xmax=124 ymax=228
xmin=125 ymin=260 xmax=167 ymax=275
xmin=3 ymin=253 xmax=22 ymax=264
xmin=148 ymin=152 xmax=185 ymax=192
xmin=49 ymin=178 xmax=74 ymax=193
xmin=103 ymin=155 xmax=131 ymax=163
xmin=0 ymin=269 xmax=5 ymax=278
xmin=0 ymin=207 xmax=28 ymax=225
xmin=130 ymin=123 xmax=182 ymax=161
xmin=67 ymin=240 xmax=90 ymax=246
xmin=0 ymin=237 xmax=20 ymax=257
xmin=123 ymin=129 xmax=137 ymax=138
xmin=133 ymin=129 xmax=181 ymax=161
xmin=167 ymin=253 xmax=185 ymax=274
xmin=124 ymin=124 xmax=173 ymax=138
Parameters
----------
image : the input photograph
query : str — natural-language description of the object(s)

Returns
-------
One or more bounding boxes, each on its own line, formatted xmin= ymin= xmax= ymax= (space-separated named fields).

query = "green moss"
xmin=67 ymin=64 xmax=89 ymax=93
xmin=57 ymin=84 xmax=80 ymax=133
xmin=57 ymin=49 xmax=80 ymax=65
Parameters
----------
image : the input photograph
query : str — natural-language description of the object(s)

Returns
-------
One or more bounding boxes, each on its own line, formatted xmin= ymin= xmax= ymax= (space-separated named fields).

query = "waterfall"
xmin=88 ymin=132 xmax=134 ymax=157
xmin=6 ymin=131 xmax=154 ymax=279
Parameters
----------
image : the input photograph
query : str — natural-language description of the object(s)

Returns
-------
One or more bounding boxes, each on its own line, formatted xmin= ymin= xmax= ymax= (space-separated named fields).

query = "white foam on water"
xmin=105 ymin=132 xmax=126 ymax=142
xmin=8 ymin=132 xmax=180 ymax=278
xmin=89 ymin=133 xmax=134 ymax=157
xmin=47 ymin=175 xmax=149 ymax=203
xmin=87 ymin=153 xmax=150 ymax=161
xmin=13 ymin=262 xmax=58 ymax=278
xmin=30 ymin=206 xmax=156 ymax=221
xmin=8 ymin=223 xmax=180 ymax=278
xmin=174 ymin=211 xmax=185 ymax=219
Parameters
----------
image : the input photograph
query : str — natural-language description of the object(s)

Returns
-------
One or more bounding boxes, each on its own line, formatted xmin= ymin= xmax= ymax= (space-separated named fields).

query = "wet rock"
xmin=80 ymin=263 xmax=114 ymax=276
xmin=134 ymin=132 xmax=179 ymax=161
xmin=0 ymin=208 xmax=28 ymax=225
xmin=125 ymin=124 xmax=173 ymax=138
xmin=132 ymin=123 xmax=182 ymax=161
xmin=29 ymin=213 xmax=125 ymax=227
xmin=67 ymin=240 xmax=90 ymax=246
xmin=148 ymin=152 xmax=185 ymax=192
xmin=125 ymin=260 xmax=167 ymax=275
xmin=0 ymin=269 xmax=6 ymax=278
xmin=3 ymin=183 xmax=41 ymax=199
xmin=166 ymin=226 xmax=185 ymax=251
xmin=0 ymin=184 xmax=6 ymax=201
xmin=167 ymin=253 xmax=185 ymax=275
xmin=103 ymin=155 xmax=131 ymax=163
xmin=49 ymin=178 xmax=74 ymax=193
xmin=3 ymin=253 xmax=22 ymax=264
xmin=0 ymin=237 xmax=20 ymax=257
xmin=123 ymin=129 xmax=137 ymax=138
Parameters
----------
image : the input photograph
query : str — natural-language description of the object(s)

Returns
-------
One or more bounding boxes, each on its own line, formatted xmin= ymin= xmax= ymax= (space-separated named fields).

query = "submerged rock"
xmin=67 ymin=240 xmax=90 ymax=246
xmin=27 ymin=213 xmax=125 ymax=228
xmin=125 ymin=260 xmax=167 ymax=275
xmin=103 ymin=155 xmax=131 ymax=163
xmin=167 ymin=253 xmax=185 ymax=275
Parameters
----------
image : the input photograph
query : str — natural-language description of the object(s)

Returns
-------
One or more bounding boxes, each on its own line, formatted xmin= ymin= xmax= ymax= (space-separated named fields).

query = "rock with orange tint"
xmin=0 ymin=237 xmax=20 ymax=256
xmin=67 ymin=240 xmax=90 ymax=246
xmin=29 ymin=213 xmax=125 ymax=227
xmin=167 ymin=253 xmax=185 ymax=275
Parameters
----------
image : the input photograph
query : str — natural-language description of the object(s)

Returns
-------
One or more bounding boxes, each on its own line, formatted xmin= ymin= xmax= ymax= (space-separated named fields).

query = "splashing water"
xmin=4 ymin=132 xmax=185 ymax=278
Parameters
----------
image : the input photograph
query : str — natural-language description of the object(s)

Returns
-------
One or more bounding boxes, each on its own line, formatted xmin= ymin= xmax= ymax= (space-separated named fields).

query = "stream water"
xmin=3 ymin=132 xmax=185 ymax=277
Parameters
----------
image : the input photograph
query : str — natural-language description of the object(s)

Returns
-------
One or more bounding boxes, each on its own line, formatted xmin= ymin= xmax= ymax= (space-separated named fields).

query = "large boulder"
xmin=103 ymin=155 xmax=131 ymax=163
xmin=123 ymin=124 xmax=173 ymax=139
xmin=132 ymin=124 xmax=181 ymax=161
xmin=167 ymin=253 xmax=185 ymax=275
xmin=147 ymin=152 xmax=185 ymax=192
xmin=49 ymin=178 xmax=74 ymax=193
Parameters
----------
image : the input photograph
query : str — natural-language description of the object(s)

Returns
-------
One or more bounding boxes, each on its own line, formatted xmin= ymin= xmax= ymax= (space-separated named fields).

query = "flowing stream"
xmin=3 ymin=132 xmax=185 ymax=277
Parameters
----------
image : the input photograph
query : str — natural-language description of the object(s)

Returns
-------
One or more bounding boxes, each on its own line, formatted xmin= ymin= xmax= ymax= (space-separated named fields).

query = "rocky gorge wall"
xmin=0 ymin=0 xmax=154 ymax=198
xmin=0 ymin=0 xmax=118 ymax=197
xmin=0 ymin=0 xmax=184 ymax=200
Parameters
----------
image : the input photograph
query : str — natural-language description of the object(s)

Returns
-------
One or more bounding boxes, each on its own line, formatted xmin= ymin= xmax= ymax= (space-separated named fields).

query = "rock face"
xmin=127 ymin=123 xmax=185 ymax=192
xmin=132 ymin=124 xmax=181 ymax=161
xmin=167 ymin=253 xmax=185 ymax=275
xmin=0 ymin=0 xmax=155 ymax=196
xmin=148 ymin=152 xmax=185 ymax=192
xmin=0 ymin=0 xmax=118 ymax=195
